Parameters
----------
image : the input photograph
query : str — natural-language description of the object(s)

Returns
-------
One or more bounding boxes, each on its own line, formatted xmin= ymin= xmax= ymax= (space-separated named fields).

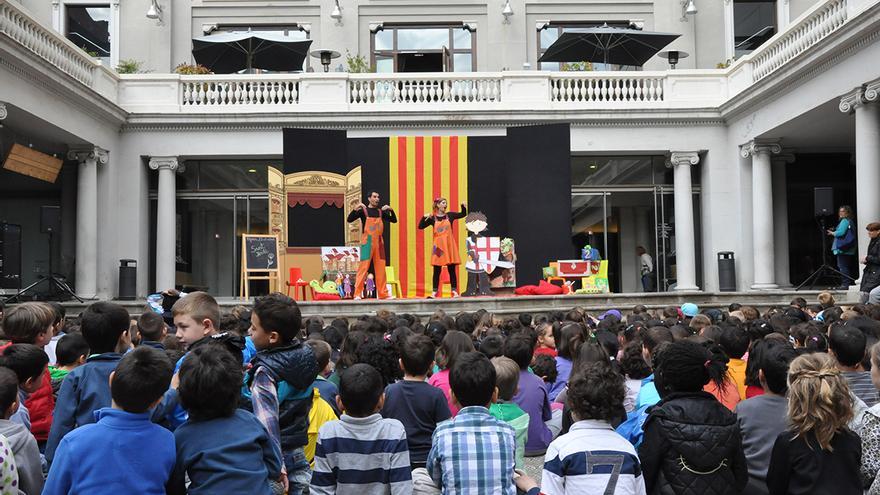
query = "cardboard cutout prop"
xmin=464 ymin=212 xmax=514 ymax=296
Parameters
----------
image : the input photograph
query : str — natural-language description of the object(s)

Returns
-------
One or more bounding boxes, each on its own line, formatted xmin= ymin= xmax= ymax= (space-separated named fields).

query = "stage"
xmin=57 ymin=289 xmax=856 ymax=319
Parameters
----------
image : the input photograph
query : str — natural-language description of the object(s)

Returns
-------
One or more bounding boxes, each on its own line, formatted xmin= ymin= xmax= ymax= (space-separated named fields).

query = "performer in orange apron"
xmin=347 ymin=191 xmax=397 ymax=299
xmin=418 ymin=198 xmax=467 ymax=298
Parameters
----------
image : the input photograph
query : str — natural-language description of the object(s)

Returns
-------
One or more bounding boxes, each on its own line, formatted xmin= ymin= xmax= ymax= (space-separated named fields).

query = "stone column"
xmin=841 ymin=80 xmax=880 ymax=263
xmin=149 ymin=157 xmax=181 ymax=292
xmin=669 ymin=152 xmax=700 ymax=291
xmin=69 ymin=147 xmax=108 ymax=299
xmin=772 ymin=151 xmax=795 ymax=287
xmin=741 ymin=140 xmax=782 ymax=289
xmin=0 ymin=103 xmax=6 ymax=121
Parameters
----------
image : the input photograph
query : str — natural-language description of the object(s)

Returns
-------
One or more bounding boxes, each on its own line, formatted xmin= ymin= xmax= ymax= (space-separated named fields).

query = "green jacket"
xmin=490 ymin=401 xmax=530 ymax=469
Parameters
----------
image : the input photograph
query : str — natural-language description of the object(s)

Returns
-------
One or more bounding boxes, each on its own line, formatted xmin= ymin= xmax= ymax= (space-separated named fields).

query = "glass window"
xmin=734 ymin=0 xmax=777 ymax=57
xmin=149 ymin=161 xmax=274 ymax=191
xmin=371 ymin=25 xmax=475 ymax=72
xmin=571 ymin=156 xmax=670 ymax=186
xmin=65 ymin=5 xmax=111 ymax=65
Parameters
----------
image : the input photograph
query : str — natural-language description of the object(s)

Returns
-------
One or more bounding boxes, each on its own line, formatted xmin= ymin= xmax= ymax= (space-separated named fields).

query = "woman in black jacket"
xmin=638 ymin=340 xmax=748 ymax=495
xmin=860 ymin=221 xmax=880 ymax=304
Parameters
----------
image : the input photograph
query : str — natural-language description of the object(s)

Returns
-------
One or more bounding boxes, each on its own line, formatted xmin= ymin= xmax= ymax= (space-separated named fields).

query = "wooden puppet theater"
xmin=278 ymin=124 xmax=572 ymax=299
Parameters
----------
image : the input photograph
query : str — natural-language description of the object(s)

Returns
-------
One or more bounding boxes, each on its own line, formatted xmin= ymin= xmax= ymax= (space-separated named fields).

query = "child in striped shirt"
xmin=311 ymin=364 xmax=412 ymax=495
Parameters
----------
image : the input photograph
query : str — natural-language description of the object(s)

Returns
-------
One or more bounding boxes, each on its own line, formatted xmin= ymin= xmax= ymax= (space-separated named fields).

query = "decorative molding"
xmin=740 ymin=140 xmax=782 ymax=158
xmin=772 ymin=150 xmax=797 ymax=164
xmin=839 ymin=86 xmax=866 ymax=113
xmin=291 ymin=175 xmax=341 ymax=187
xmin=67 ymin=147 xmax=108 ymax=164
xmin=0 ymin=103 xmax=6 ymax=121
xmin=148 ymin=156 xmax=182 ymax=172
xmin=668 ymin=151 xmax=700 ymax=167
xmin=866 ymin=78 xmax=880 ymax=102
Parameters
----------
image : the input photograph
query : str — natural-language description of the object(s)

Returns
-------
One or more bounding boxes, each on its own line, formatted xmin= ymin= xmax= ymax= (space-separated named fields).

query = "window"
xmin=371 ymin=25 xmax=475 ymax=72
xmin=537 ymin=22 xmax=639 ymax=71
xmin=65 ymin=4 xmax=111 ymax=65
xmin=734 ymin=0 xmax=776 ymax=57
xmin=215 ymin=25 xmax=311 ymax=72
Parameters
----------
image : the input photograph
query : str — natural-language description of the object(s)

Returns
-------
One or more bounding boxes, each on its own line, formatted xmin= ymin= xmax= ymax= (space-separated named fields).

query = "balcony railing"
xmin=551 ymin=73 xmax=666 ymax=103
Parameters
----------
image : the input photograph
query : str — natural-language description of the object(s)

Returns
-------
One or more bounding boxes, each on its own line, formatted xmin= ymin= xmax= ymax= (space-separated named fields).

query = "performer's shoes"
xmin=428 ymin=292 xmax=438 ymax=299
xmin=353 ymin=296 xmax=362 ymax=300
xmin=452 ymin=291 xmax=460 ymax=298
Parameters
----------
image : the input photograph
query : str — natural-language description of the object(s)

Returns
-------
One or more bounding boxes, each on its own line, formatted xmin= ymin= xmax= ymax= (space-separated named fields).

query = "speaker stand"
xmin=796 ymin=216 xmax=855 ymax=291
xmin=2 ymin=231 xmax=83 ymax=304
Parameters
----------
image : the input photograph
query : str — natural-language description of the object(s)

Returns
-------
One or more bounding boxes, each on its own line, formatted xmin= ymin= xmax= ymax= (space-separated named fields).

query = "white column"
xmin=149 ymin=157 xmax=181 ymax=292
xmin=0 ymin=102 xmax=6 ymax=121
xmin=69 ymin=147 xmax=107 ymax=299
xmin=741 ymin=140 xmax=782 ymax=289
xmin=841 ymin=81 xmax=880 ymax=263
xmin=669 ymin=152 xmax=699 ymax=291
xmin=772 ymin=151 xmax=795 ymax=287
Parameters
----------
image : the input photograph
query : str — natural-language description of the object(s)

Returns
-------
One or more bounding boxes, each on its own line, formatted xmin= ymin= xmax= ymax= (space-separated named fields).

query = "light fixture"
xmin=310 ymin=49 xmax=341 ymax=72
xmin=330 ymin=0 xmax=342 ymax=24
xmin=502 ymin=0 xmax=514 ymax=23
xmin=658 ymin=50 xmax=690 ymax=69
xmin=681 ymin=0 xmax=697 ymax=20
xmin=146 ymin=0 xmax=163 ymax=23
xmin=248 ymin=168 xmax=257 ymax=173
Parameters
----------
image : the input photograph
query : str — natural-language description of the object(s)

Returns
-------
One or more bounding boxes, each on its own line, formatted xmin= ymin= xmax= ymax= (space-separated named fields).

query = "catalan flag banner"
xmin=389 ymin=136 xmax=468 ymax=298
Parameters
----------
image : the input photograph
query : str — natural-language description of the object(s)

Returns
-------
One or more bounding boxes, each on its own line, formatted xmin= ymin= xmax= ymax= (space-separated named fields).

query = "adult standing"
xmin=828 ymin=205 xmax=857 ymax=289
xmin=418 ymin=198 xmax=466 ymax=298
xmin=637 ymin=246 xmax=654 ymax=292
xmin=860 ymin=222 xmax=880 ymax=304
xmin=347 ymin=191 xmax=397 ymax=300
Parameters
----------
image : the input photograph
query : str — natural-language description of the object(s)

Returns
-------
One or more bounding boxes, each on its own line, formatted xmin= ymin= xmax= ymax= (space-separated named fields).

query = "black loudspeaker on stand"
xmin=3 ymin=206 xmax=82 ymax=303
xmin=797 ymin=188 xmax=854 ymax=290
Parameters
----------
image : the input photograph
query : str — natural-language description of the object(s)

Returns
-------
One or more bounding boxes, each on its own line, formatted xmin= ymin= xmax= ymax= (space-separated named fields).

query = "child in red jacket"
xmin=2 ymin=302 xmax=57 ymax=443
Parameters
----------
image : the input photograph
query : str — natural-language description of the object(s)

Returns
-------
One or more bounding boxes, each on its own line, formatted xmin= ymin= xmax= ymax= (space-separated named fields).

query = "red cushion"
xmin=533 ymin=280 xmax=564 ymax=295
xmin=515 ymin=285 xmax=537 ymax=295
xmin=312 ymin=293 xmax=341 ymax=301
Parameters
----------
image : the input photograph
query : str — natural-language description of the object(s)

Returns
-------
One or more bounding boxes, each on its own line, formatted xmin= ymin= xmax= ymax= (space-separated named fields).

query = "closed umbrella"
xmin=539 ymin=25 xmax=680 ymax=67
xmin=192 ymin=32 xmax=313 ymax=73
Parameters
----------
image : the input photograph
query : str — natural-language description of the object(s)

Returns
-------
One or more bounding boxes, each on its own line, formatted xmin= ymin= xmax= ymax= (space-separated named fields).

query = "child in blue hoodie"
xmin=43 ymin=346 xmax=175 ymax=494
xmin=45 ymin=301 xmax=132 ymax=464
xmin=170 ymin=344 xmax=282 ymax=495
xmin=246 ymin=293 xmax=317 ymax=495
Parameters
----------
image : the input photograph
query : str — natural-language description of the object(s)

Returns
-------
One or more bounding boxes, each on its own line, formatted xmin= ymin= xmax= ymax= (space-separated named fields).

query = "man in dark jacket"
xmin=860 ymin=222 xmax=880 ymax=304
xmin=246 ymin=293 xmax=317 ymax=495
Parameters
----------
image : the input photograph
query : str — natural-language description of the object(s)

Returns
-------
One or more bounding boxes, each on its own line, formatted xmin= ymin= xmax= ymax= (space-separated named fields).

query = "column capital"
xmin=149 ymin=156 xmax=184 ymax=172
xmin=740 ymin=140 xmax=781 ymax=158
xmin=0 ymin=103 xmax=6 ymax=121
xmin=668 ymin=151 xmax=700 ymax=167
xmin=865 ymin=78 xmax=880 ymax=102
xmin=772 ymin=149 xmax=796 ymax=165
xmin=67 ymin=147 xmax=108 ymax=164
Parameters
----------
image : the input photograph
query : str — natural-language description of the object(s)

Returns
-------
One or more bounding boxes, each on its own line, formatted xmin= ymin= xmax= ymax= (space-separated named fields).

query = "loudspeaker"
xmin=0 ymin=223 xmax=22 ymax=289
xmin=40 ymin=205 xmax=60 ymax=234
xmin=814 ymin=187 xmax=834 ymax=217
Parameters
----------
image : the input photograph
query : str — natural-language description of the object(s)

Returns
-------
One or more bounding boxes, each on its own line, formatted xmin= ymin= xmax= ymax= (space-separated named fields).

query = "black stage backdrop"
xmin=283 ymin=125 xmax=571 ymax=286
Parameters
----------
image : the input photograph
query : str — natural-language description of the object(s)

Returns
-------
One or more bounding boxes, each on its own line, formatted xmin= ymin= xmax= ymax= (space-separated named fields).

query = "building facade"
xmin=0 ymin=0 xmax=879 ymax=298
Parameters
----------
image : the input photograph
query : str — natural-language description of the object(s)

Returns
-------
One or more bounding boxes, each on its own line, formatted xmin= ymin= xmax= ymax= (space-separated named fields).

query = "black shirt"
xmin=417 ymin=205 xmax=467 ymax=229
xmin=766 ymin=429 xmax=862 ymax=495
xmin=379 ymin=380 xmax=451 ymax=466
xmin=346 ymin=206 xmax=397 ymax=225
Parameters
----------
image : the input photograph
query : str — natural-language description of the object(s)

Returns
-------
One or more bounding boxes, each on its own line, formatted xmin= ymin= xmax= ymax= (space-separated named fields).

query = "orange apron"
xmin=431 ymin=215 xmax=460 ymax=266
xmin=355 ymin=214 xmax=388 ymax=298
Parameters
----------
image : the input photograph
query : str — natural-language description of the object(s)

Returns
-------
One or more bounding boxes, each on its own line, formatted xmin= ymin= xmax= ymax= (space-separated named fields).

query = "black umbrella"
xmin=192 ymin=32 xmax=313 ymax=73
xmin=539 ymin=25 xmax=680 ymax=67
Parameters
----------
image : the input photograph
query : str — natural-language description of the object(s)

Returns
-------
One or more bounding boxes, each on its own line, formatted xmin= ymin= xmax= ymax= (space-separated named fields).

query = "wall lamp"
xmin=502 ymin=0 xmax=514 ymax=24
xmin=330 ymin=0 xmax=343 ymax=25
xmin=681 ymin=0 xmax=697 ymax=21
xmin=146 ymin=0 xmax=163 ymax=24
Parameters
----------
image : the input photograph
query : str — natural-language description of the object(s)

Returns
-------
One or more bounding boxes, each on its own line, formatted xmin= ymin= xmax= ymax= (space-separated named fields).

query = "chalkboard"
xmin=243 ymin=235 xmax=279 ymax=271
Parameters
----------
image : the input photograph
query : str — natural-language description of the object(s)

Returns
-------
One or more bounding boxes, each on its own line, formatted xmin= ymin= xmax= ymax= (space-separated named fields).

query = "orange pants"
xmin=355 ymin=242 xmax=388 ymax=299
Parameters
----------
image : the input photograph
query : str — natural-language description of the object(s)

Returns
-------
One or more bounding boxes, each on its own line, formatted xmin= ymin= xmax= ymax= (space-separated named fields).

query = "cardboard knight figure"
xmin=464 ymin=212 xmax=495 ymax=296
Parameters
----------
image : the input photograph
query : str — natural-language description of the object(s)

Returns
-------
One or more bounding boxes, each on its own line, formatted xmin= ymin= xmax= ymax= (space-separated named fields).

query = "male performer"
xmin=347 ymin=191 xmax=397 ymax=300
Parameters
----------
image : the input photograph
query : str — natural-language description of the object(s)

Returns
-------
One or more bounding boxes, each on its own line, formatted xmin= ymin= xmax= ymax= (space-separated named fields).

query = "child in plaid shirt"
xmin=414 ymin=352 xmax=517 ymax=495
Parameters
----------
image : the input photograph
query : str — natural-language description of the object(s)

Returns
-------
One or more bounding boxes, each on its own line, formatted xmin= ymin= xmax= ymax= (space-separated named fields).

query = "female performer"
xmin=860 ymin=221 xmax=880 ymax=304
xmin=419 ymin=198 xmax=467 ymax=298
xmin=828 ymin=205 xmax=857 ymax=289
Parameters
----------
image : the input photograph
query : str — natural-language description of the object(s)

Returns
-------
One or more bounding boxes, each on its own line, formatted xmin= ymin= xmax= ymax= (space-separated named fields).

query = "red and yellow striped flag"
xmin=389 ymin=136 xmax=468 ymax=298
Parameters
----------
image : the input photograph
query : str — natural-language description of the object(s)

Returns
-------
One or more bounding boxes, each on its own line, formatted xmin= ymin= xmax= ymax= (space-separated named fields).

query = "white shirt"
xmin=639 ymin=253 xmax=654 ymax=275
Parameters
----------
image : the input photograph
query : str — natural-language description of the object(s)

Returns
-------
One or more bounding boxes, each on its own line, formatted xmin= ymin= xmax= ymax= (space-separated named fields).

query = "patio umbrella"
xmin=192 ymin=32 xmax=313 ymax=73
xmin=539 ymin=25 xmax=680 ymax=67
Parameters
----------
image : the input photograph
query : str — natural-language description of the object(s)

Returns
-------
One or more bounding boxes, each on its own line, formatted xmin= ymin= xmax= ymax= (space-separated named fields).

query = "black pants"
xmin=432 ymin=265 xmax=458 ymax=292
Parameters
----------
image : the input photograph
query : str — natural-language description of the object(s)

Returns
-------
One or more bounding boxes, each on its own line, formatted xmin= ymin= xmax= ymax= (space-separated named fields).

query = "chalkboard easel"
xmin=240 ymin=234 xmax=281 ymax=299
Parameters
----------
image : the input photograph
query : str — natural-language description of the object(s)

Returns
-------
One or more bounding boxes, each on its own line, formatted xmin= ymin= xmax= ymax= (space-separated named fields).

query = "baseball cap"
xmin=681 ymin=303 xmax=699 ymax=318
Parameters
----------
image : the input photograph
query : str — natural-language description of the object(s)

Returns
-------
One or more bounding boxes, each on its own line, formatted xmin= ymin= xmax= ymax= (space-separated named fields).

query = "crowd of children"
xmin=1 ymin=290 xmax=880 ymax=494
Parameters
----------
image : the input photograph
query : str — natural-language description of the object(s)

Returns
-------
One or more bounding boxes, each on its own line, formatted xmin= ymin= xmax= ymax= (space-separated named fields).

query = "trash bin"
xmin=718 ymin=252 xmax=736 ymax=292
xmin=118 ymin=259 xmax=137 ymax=300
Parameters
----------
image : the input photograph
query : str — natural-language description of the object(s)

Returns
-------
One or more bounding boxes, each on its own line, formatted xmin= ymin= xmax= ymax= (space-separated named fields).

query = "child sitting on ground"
xmin=415 ymin=352 xmax=517 ymax=495
xmin=306 ymin=339 xmax=339 ymax=414
xmin=489 ymin=356 xmax=530 ymax=469
xmin=531 ymin=354 xmax=559 ymax=392
xmin=380 ymin=334 xmax=450 ymax=470
xmin=516 ymin=362 xmax=646 ymax=495
xmin=170 ymin=345 xmax=282 ymax=495
xmin=46 ymin=301 xmax=132 ymax=464
xmin=0 ymin=361 xmax=44 ymax=494
xmin=48 ymin=334 xmax=89 ymax=397
xmin=533 ymin=323 xmax=557 ymax=357
xmin=504 ymin=333 xmax=560 ymax=456
xmin=766 ymin=352 xmax=862 ymax=495
xmin=43 ymin=347 xmax=175 ymax=494
xmin=0 ymin=344 xmax=49 ymax=431
xmin=311 ymin=363 xmax=412 ymax=495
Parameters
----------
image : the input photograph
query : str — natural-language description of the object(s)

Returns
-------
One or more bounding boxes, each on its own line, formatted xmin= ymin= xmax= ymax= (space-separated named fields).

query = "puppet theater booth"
xmin=272 ymin=124 xmax=574 ymax=300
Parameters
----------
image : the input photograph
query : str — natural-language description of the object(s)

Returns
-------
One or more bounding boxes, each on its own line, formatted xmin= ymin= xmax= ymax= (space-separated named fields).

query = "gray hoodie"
xmin=0 ymin=419 xmax=42 ymax=495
